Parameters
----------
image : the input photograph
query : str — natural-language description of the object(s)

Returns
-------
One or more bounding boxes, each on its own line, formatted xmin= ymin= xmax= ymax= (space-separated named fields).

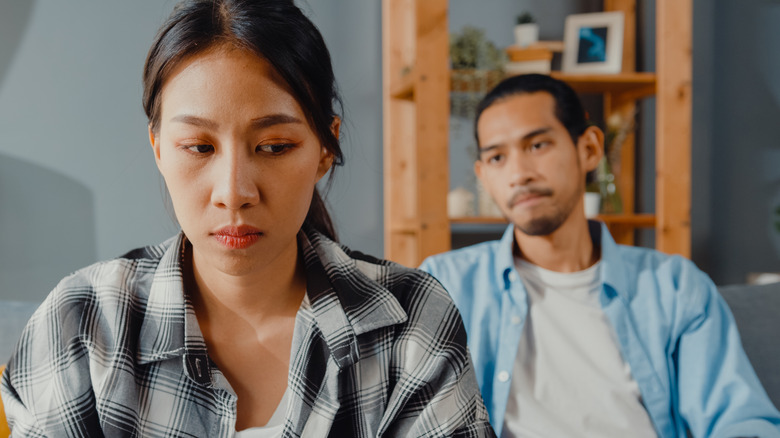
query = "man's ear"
xmin=148 ymin=125 xmax=162 ymax=170
xmin=474 ymin=157 xmax=485 ymax=185
xmin=578 ymin=125 xmax=605 ymax=174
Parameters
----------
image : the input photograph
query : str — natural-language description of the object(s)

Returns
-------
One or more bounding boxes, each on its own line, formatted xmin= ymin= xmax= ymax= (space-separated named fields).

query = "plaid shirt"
xmin=2 ymin=227 xmax=494 ymax=437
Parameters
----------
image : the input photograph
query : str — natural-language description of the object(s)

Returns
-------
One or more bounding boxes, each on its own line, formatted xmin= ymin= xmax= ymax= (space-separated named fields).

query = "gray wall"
xmin=701 ymin=0 xmax=780 ymax=284
xmin=0 ymin=1 xmax=177 ymax=302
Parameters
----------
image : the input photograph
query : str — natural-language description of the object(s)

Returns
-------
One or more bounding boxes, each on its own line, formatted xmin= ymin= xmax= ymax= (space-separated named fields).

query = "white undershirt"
xmin=233 ymin=388 xmax=289 ymax=438
xmin=502 ymin=258 xmax=657 ymax=438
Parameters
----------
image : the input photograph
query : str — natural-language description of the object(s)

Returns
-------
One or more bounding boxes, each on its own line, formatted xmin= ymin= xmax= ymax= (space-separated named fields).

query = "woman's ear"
xmin=330 ymin=116 xmax=341 ymax=140
xmin=316 ymin=117 xmax=340 ymax=180
xmin=148 ymin=125 xmax=162 ymax=169
xmin=317 ymin=148 xmax=334 ymax=181
xmin=578 ymin=125 xmax=605 ymax=174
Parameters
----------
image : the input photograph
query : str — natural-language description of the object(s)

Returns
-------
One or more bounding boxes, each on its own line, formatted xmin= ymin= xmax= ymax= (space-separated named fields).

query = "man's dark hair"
xmin=473 ymin=73 xmax=589 ymax=148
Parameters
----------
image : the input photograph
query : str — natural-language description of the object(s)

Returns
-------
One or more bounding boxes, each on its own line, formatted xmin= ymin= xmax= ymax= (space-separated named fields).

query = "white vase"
xmin=514 ymin=23 xmax=539 ymax=48
xmin=584 ymin=192 xmax=601 ymax=219
xmin=447 ymin=187 xmax=475 ymax=218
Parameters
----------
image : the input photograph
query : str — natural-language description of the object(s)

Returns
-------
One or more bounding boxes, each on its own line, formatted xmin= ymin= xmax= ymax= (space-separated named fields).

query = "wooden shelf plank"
xmin=450 ymin=71 xmax=656 ymax=101
xmin=450 ymin=213 xmax=656 ymax=228
xmin=450 ymin=216 xmax=507 ymax=224
xmin=596 ymin=213 xmax=656 ymax=227
xmin=549 ymin=72 xmax=656 ymax=100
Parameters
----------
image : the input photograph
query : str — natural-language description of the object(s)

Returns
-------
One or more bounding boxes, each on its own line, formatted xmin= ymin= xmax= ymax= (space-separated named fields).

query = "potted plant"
xmin=514 ymin=12 xmax=539 ymax=48
xmin=449 ymin=26 xmax=506 ymax=119
xmin=450 ymin=26 xmax=505 ymax=71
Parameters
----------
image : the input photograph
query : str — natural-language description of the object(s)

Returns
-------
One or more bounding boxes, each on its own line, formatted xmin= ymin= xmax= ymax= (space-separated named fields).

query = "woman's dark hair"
xmin=143 ymin=0 xmax=343 ymax=241
xmin=473 ymin=73 xmax=590 ymax=148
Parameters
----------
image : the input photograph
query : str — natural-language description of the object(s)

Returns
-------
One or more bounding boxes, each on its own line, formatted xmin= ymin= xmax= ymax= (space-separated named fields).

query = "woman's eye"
xmin=184 ymin=144 xmax=214 ymax=154
xmin=257 ymin=143 xmax=294 ymax=154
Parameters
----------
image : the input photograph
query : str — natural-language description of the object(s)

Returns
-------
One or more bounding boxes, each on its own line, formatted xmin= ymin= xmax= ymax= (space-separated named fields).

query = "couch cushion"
xmin=0 ymin=301 xmax=39 ymax=364
xmin=719 ymin=282 xmax=780 ymax=408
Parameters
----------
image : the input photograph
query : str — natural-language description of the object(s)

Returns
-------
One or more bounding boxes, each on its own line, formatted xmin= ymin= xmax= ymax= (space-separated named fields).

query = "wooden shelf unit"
xmin=382 ymin=0 xmax=692 ymax=267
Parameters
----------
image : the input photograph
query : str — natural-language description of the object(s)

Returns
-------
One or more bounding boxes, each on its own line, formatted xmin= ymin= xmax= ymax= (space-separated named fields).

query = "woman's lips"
xmin=213 ymin=226 xmax=262 ymax=249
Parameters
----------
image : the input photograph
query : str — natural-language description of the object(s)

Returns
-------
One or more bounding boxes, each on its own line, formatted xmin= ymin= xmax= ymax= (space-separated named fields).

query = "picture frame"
xmin=562 ymin=11 xmax=624 ymax=74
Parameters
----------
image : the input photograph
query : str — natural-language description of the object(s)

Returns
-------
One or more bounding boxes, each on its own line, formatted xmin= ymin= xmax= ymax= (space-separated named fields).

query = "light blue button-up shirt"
xmin=420 ymin=222 xmax=780 ymax=438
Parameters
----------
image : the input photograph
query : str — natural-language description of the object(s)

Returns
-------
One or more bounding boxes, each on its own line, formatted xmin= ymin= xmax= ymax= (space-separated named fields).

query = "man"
xmin=420 ymin=74 xmax=780 ymax=438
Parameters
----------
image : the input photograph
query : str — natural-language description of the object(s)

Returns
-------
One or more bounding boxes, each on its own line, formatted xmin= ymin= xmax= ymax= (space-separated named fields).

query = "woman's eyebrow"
xmin=251 ymin=114 xmax=304 ymax=129
xmin=170 ymin=114 xmax=219 ymax=129
xmin=168 ymin=113 xmax=304 ymax=130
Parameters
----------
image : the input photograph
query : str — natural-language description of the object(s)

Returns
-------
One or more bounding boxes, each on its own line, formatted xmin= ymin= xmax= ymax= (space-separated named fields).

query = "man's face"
xmin=474 ymin=91 xmax=600 ymax=236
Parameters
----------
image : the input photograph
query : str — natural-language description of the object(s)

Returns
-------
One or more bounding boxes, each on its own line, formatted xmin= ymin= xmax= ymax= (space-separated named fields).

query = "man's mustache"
xmin=507 ymin=185 xmax=554 ymax=209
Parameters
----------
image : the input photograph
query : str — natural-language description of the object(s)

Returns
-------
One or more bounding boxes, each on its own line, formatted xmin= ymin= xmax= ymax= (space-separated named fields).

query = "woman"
xmin=0 ymin=1 xmax=493 ymax=437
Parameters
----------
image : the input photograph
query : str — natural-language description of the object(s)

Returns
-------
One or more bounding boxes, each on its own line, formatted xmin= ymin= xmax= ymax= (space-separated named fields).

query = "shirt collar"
xmin=300 ymin=226 xmax=407 ymax=370
xmin=495 ymin=220 xmax=633 ymax=302
xmin=137 ymin=232 xmax=189 ymax=365
xmin=496 ymin=224 xmax=517 ymax=290
xmin=595 ymin=220 xmax=633 ymax=302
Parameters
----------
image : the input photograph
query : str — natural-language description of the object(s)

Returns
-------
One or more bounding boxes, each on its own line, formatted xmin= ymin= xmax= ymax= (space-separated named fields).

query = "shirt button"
xmin=498 ymin=371 xmax=510 ymax=382
xmin=511 ymin=316 xmax=522 ymax=325
xmin=508 ymin=271 xmax=517 ymax=282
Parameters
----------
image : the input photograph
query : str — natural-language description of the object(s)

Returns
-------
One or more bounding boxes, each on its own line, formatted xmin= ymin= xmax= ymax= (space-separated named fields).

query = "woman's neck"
xmin=185 ymin=239 xmax=306 ymax=329
xmin=182 ymin=238 xmax=303 ymax=430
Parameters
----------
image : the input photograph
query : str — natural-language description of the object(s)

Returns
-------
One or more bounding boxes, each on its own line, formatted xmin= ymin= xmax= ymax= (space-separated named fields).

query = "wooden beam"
xmin=415 ymin=0 xmax=450 ymax=263
xmin=383 ymin=0 xmax=449 ymax=267
xmin=656 ymin=0 xmax=692 ymax=257
xmin=604 ymin=0 xmax=637 ymax=245
xmin=383 ymin=0 xmax=419 ymax=264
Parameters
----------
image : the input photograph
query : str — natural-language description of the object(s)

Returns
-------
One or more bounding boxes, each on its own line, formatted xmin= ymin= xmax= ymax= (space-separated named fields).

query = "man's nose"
xmin=507 ymin=150 xmax=536 ymax=186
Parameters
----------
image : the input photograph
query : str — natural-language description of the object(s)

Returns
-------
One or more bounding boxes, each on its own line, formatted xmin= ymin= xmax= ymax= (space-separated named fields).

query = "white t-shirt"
xmin=502 ymin=258 xmax=658 ymax=438
xmin=233 ymin=387 xmax=288 ymax=438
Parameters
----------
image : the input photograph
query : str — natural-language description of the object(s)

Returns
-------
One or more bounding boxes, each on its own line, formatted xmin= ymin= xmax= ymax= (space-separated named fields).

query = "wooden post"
xmin=415 ymin=0 xmax=450 ymax=261
xmin=383 ymin=0 xmax=450 ymax=267
xmin=604 ymin=0 xmax=637 ymax=245
xmin=656 ymin=0 xmax=692 ymax=257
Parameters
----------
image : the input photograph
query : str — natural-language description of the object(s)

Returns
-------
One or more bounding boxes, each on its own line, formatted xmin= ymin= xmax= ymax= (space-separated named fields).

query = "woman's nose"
xmin=210 ymin=151 xmax=260 ymax=210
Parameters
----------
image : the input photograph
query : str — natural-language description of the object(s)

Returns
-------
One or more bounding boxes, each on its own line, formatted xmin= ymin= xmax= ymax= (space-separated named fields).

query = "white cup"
xmin=584 ymin=192 xmax=601 ymax=218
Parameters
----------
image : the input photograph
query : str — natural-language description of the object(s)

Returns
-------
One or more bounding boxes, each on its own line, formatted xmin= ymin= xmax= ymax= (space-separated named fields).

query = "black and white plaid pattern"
xmin=1 ymin=227 xmax=494 ymax=437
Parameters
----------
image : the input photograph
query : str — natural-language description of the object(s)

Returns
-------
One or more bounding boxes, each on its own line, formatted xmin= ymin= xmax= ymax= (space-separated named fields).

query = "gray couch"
xmin=0 ymin=283 xmax=778 ymax=407
xmin=719 ymin=281 xmax=780 ymax=408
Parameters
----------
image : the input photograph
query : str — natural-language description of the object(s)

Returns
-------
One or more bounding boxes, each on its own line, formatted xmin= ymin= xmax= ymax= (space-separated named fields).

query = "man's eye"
xmin=487 ymin=154 xmax=504 ymax=164
xmin=531 ymin=141 xmax=550 ymax=150
xmin=185 ymin=144 xmax=214 ymax=154
xmin=257 ymin=143 xmax=294 ymax=154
